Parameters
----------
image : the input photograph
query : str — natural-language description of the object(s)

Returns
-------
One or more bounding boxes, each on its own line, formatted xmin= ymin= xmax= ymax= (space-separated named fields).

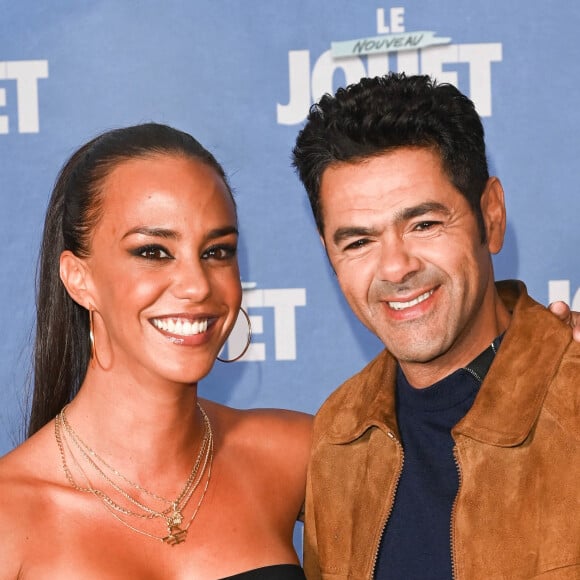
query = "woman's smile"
xmin=151 ymin=316 xmax=210 ymax=337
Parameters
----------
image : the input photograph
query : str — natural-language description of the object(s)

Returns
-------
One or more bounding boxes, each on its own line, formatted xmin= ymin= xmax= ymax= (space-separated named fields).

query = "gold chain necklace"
xmin=57 ymin=413 xmax=210 ymax=528
xmin=55 ymin=403 xmax=214 ymax=545
xmin=58 ymin=405 xmax=209 ymax=518
xmin=61 ymin=406 xmax=208 ymax=507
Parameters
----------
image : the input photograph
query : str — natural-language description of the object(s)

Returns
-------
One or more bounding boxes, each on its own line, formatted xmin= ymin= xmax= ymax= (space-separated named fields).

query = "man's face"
xmin=319 ymin=147 xmax=509 ymax=387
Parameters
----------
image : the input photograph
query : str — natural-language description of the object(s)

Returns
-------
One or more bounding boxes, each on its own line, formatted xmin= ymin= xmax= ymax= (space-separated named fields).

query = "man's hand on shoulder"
xmin=548 ymin=301 xmax=580 ymax=341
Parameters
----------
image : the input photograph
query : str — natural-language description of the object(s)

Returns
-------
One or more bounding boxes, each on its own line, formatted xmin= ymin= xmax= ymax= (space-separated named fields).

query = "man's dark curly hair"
xmin=292 ymin=73 xmax=489 ymax=241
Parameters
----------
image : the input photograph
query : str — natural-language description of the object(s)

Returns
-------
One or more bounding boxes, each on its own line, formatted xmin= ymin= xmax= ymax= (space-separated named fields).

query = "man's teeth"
xmin=389 ymin=290 xmax=434 ymax=311
xmin=152 ymin=318 xmax=208 ymax=336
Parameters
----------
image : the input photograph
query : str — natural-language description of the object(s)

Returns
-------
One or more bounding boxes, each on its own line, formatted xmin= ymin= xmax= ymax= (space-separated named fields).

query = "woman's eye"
xmin=133 ymin=245 xmax=172 ymax=260
xmin=202 ymin=245 xmax=237 ymax=261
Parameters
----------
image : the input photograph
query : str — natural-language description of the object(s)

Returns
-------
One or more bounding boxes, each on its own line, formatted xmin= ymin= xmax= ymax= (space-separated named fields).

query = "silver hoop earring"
xmin=217 ymin=307 xmax=252 ymax=363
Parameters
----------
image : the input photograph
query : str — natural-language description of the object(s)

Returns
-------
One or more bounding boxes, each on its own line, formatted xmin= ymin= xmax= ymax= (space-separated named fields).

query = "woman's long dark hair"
xmin=28 ymin=123 xmax=233 ymax=436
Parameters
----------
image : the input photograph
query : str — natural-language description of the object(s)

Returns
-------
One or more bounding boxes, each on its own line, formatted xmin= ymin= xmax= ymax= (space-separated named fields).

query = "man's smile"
xmin=387 ymin=289 xmax=435 ymax=311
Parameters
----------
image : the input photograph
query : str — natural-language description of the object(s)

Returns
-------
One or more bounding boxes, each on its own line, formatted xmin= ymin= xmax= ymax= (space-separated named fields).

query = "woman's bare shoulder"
xmin=201 ymin=401 xmax=313 ymax=519
xmin=0 ymin=454 xmax=27 ymax=577
xmin=0 ymin=426 xmax=60 ymax=578
xmin=202 ymin=401 xmax=312 ymax=479
xmin=1 ymin=421 xmax=57 ymax=471
xmin=202 ymin=399 xmax=313 ymax=450
xmin=0 ymin=424 xmax=60 ymax=511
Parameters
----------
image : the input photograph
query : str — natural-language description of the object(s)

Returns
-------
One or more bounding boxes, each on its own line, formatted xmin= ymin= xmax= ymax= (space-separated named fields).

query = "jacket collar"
xmin=325 ymin=349 xmax=399 ymax=444
xmin=453 ymin=281 xmax=571 ymax=445
xmin=325 ymin=281 xmax=572 ymax=447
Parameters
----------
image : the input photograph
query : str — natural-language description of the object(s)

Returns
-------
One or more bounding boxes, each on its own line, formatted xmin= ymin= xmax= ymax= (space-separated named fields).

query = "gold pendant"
xmin=167 ymin=508 xmax=184 ymax=527
xmin=163 ymin=524 xmax=187 ymax=546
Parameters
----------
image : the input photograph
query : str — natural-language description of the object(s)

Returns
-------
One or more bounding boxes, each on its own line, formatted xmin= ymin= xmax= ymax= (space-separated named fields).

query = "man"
xmin=292 ymin=74 xmax=579 ymax=579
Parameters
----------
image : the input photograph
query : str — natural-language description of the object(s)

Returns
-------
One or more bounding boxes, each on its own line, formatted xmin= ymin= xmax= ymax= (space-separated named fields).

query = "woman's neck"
xmin=63 ymin=367 xmax=205 ymax=492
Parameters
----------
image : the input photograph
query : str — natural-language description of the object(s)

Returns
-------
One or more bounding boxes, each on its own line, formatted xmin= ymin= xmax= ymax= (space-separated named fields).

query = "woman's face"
xmin=81 ymin=153 xmax=241 ymax=386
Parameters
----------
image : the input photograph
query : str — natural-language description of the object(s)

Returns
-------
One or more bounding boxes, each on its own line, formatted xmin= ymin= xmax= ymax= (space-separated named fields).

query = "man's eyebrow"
xmin=396 ymin=201 xmax=451 ymax=221
xmin=332 ymin=226 xmax=380 ymax=246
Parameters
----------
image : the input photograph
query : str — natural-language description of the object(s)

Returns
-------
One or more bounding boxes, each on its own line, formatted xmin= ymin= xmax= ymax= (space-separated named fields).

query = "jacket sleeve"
xmin=303 ymin=465 xmax=323 ymax=580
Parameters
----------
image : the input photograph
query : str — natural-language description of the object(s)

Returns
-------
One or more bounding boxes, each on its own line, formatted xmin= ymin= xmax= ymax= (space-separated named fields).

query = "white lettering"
xmin=0 ymin=60 xmax=48 ymax=133
xmin=418 ymin=44 xmax=502 ymax=116
xmin=391 ymin=8 xmax=405 ymax=32
xmin=221 ymin=287 xmax=307 ymax=361
xmin=395 ymin=49 xmax=419 ymax=74
xmin=458 ymin=44 xmax=502 ymax=116
xmin=278 ymin=41 xmax=502 ymax=125
xmin=220 ymin=306 xmax=265 ymax=362
xmin=420 ymin=44 xmax=460 ymax=86
xmin=0 ymin=87 xmax=7 ymax=134
xmin=276 ymin=51 xmax=311 ymax=126
xmin=376 ymin=7 xmax=405 ymax=34
xmin=367 ymin=53 xmax=391 ymax=77
xmin=311 ymin=50 xmax=366 ymax=105
xmin=262 ymin=289 xmax=306 ymax=360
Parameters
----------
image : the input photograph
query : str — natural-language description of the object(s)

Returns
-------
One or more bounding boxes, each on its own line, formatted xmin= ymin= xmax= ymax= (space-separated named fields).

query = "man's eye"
xmin=344 ymin=239 xmax=369 ymax=251
xmin=414 ymin=221 xmax=439 ymax=231
xmin=133 ymin=245 xmax=172 ymax=260
xmin=202 ymin=244 xmax=237 ymax=260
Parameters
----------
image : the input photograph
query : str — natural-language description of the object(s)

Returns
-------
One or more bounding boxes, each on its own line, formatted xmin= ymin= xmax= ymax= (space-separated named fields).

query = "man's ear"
xmin=59 ymin=250 xmax=93 ymax=308
xmin=480 ymin=177 xmax=506 ymax=254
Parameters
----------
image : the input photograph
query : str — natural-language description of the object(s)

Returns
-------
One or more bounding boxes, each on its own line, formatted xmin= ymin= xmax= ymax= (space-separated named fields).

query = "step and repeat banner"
xmin=1 ymin=1 xmax=579 ymax=454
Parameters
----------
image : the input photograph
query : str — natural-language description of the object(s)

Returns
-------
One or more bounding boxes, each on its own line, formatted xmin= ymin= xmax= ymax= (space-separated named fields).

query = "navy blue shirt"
xmin=374 ymin=339 xmax=500 ymax=579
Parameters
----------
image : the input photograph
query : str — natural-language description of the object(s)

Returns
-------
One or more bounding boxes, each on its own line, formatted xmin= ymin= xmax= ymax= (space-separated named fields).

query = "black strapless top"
xmin=220 ymin=564 xmax=306 ymax=579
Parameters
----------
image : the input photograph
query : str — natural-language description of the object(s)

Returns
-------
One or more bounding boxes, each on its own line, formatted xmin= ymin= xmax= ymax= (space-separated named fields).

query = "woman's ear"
xmin=59 ymin=250 xmax=93 ymax=308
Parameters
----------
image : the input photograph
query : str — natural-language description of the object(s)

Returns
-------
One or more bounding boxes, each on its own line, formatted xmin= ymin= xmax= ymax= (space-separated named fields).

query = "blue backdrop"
xmin=1 ymin=1 xmax=579 ymax=459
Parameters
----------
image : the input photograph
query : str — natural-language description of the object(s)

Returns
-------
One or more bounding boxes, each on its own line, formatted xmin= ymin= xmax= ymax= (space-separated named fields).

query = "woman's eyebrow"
xmin=122 ymin=226 xmax=179 ymax=240
xmin=122 ymin=225 xmax=239 ymax=241
xmin=206 ymin=226 xmax=239 ymax=240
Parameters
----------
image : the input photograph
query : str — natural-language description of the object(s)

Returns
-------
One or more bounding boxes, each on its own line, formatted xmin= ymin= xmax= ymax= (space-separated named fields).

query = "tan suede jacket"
xmin=304 ymin=281 xmax=580 ymax=579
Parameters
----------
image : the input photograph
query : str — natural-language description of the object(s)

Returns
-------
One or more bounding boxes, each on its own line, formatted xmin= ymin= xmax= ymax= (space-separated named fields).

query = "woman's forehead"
xmin=94 ymin=154 xmax=236 ymax=236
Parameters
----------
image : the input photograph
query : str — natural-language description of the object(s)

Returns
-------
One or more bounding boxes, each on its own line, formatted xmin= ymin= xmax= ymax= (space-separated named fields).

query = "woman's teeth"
xmin=388 ymin=289 xmax=434 ymax=311
xmin=152 ymin=318 xmax=208 ymax=336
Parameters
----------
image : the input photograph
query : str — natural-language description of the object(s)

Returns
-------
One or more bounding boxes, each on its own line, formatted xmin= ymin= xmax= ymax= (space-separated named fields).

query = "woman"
xmin=0 ymin=124 xmax=311 ymax=579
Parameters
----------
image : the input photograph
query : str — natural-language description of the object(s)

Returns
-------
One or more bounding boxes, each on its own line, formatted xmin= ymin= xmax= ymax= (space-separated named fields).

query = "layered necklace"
xmin=55 ymin=403 xmax=213 ymax=546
